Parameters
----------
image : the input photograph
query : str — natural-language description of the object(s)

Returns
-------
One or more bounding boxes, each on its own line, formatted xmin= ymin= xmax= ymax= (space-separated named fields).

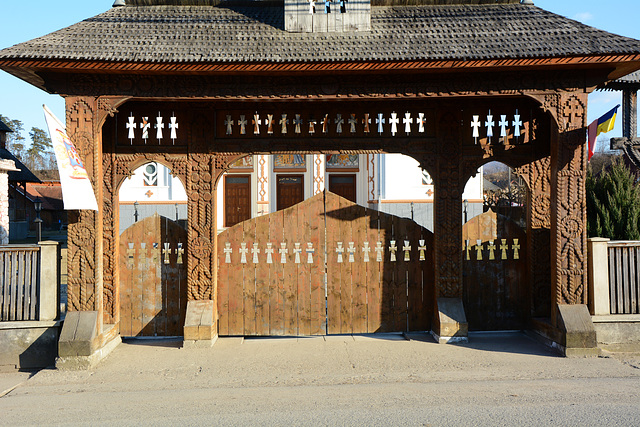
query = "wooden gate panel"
xmin=282 ymin=204 xmax=299 ymax=335
xmin=379 ymin=211 xmax=395 ymax=331
xmin=366 ymin=209 xmax=383 ymax=333
xmin=255 ymin=215 xmax=271 ymax=335
xmin=268 ymin=210 xmax=285 ymax=335
xmin=351 ymin=204 xmax=368 ymax=333
xmin=243 ymin=218 xmax=257 ymax=336
xmin=326 ymin=192 xmax=342 ymax=335
xmin=163 ymin=217 xmax=187 ymax=336
xmin=305 ymin=192 xmax=325 ymax=335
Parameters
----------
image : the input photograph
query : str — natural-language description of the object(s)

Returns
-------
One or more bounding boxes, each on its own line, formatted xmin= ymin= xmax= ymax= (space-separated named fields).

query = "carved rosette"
xmin=433 ymin=112 xmax=463 ymax=298
xmin=65 ymin=97 xmax=103 ymax=313
xmin=549 ymin=93 xmax=588 ymax=307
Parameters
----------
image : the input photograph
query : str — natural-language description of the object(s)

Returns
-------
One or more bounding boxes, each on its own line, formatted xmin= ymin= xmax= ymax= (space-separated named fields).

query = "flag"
xmin=43 ymin=105 xmax=98 ymax=211
xmin=587 ymin=105 xmax=620 ymax=161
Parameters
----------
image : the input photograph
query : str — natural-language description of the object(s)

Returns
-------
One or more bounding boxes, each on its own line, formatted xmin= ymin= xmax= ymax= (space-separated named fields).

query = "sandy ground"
xmin=1 ymin=332 xmax=640 ymax=426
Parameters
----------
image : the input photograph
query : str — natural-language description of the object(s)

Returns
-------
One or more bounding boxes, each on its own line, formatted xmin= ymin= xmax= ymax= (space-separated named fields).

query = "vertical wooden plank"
xmin=16 ymin=251 xmax=25 ymax=321
xmin=629 ymin=248 xmax=637 ymax=315
xmin=30 ymin=250 xmax=39 ymax=320
xmin=255 ymin=214 xmax=271 ymax=335
xmin=217 ymin=228 xmax=231 ymax=336
xmin=142 ymin=217 xmax=157 ymax=335
xmin=23 ymin=252 xmax=32 ymax=320
xmin=379 ymin=210 xmax=394 ymax=332
xmin=243 ymin=218 xmax=257 ymax=336
xmin=282 ymin=204 xmax=298 ymax=335
xmin=269 ymin=209 xmax=285 ymax=335
xmin=609 ymin=246 xmax=616 ymax=314
xmin=310 ymin=193 xmax=326 ymax=336
xmin=326 ymin=192 xmax=342 ymax=334
xmin=164 ymin=216 xmax=186 ymax=337
xmin=119 ymin=228 xmax=132 ymax=336
xmin=394 ymin=217 xmax=409 ymax=332
xmin=366 ymin=208 xmax=382 ymax=333
xmin=154 ymin=218 xmax=166 ymax=336
xmin=636 ymin=247 xmax=640 ymax=313
xmin=298 ymin=199 xmax=312 ymax=336
xmin=616 ymin=248 xmax=624 ymax=314
xmin=227 ymin=221 xmax=245 ymax=335
xmin=407 ymin=221 xmax=423 ymax=332
xmin=351 ymin=203 xmax=367 ymax=334
xmin=339 ymin=196 xmax=353 ymax=334
xmin=2 ymin=252 xmax=9 ymax=320
xmin=622 ymin=247 xmax=630 ymax=314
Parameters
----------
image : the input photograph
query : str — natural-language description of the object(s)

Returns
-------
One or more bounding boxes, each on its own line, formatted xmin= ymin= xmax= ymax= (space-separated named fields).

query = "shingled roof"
xmin=1 ymin=3 xmax=640 ymax=64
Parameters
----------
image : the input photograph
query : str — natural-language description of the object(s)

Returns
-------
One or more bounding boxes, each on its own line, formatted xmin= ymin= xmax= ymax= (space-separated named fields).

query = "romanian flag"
xmin=587 ymin=105 xmax=620 ymax=161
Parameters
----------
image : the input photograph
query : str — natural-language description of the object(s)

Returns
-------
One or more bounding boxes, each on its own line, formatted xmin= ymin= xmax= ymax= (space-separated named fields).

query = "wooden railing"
xmin=1 ymin=245 xmax=40 ymax=321
xmin=608 ymin=241 xmax=640 ymax=315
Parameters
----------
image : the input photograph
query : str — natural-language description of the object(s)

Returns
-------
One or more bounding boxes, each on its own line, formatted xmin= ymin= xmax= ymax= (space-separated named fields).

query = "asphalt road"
xmin=1 ymin=332 xmax=639 ymax=426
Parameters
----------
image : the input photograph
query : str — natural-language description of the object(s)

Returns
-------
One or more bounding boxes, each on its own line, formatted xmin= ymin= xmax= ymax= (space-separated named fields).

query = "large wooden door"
xmin=329 ymin=174 xmax=356 ymax=203
xmin=119 ymin=213 xmax=188 ymax=337
xmin=276 ymin=175 xmax=304 ymax=211
xmin=462 ymin=210 xmax=527 ymax=331
xmin=225 ymin=175 xmax=251 ymax=227
xmin=217 ymin=191 xmax=434 ymax=336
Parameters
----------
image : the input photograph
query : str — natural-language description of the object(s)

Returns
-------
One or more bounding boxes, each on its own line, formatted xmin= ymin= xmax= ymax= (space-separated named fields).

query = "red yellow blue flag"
xmin=587 ymin=105 xmax=620 ymax=161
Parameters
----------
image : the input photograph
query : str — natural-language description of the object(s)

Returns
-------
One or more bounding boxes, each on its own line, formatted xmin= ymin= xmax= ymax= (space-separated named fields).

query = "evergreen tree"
xmin=27 ymin=127 xmax=54 ymax=171
xmin=0 ymin=114 xmax=26 ymax=160
xmin=587 ymin=158 xmax=640 ymax=240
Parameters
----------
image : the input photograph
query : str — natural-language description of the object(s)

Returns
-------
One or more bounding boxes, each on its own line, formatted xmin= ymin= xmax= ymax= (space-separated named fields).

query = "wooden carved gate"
xmin=462 ymin=210 xmax=527 ymax=331
xmin=217 ymin=191 xmax=434 ymax=336
xmin=119 ymin=213 xmax=188 ymax=337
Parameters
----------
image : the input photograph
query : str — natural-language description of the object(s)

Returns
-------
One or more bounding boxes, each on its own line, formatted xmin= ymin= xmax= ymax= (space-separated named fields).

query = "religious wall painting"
xmin=274 ymin=154 xmax=306 ymax=170
xmin=229 ymin=155 xmax=254 ymax=170
xmin=326 ymin=154 xmax=359 ymax=169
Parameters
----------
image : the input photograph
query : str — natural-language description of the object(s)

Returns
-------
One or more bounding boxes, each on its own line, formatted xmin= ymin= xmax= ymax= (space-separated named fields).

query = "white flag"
xmin=43 ymin=105 xmax=98 ymax=211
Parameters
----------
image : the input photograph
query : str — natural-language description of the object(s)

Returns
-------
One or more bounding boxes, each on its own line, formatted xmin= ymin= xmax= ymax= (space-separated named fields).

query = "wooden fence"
xmin=1 ymin=245 xmax=40 ymax=321
xmin=608 ymin=241 xmax=640 ymax=315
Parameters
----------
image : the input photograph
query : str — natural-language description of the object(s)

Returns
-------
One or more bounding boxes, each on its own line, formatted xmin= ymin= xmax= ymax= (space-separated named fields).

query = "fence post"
xmin=38 ymin=241 xmax=59 ymax=321
xmin=588 ymin=237 xmax=610 ymax=316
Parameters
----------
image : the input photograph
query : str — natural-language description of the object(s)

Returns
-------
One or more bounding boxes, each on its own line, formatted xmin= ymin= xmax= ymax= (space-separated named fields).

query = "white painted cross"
xmin=306 ymin=242 xmax=315 ymax=264
xmin=224 ymin=242 xmax=233 ymax=264
xmin=475 ymin=239 xmax=483 ymax=261
xmin=293 ymin=243 xmax=302 ymax=264
xmin=418 ymin=112 xmax=427 ymax=133
xmin=251 ymin=243 xmax=260 ymax=264
xmin=487 ymin=240 xmax=496 ymax=261
xmin=155 ymin=113 xmax=164 ymax=141
xmin=253 ymin=113 xmax=262 ymax=135
xmin=279 ymin=243 xmax=288 ymax=264
xmin=265 ymin=242 xmax=274 ymax=264
xmin=499 ymin=115 xmax=509 ymax=138
xmin=126 ymin=114 xmax=137 ymax=141
xmin=376 ymin=113 xmax=386 ymax=134
xmin=403 ymin=112 xmax=413 ymax=134
xmin=471 ymin=115 xmax=481 ymax=142
xmin=163 ymin=242 xmax=171 ymax=264
xmin=513 ymin=109 xmax=523 ymax=140
xmin=266 ymin=114 xmax=275 ymax=135
xmin=403 ymin=240 xmax=411 ymax=262
xmin=335 ymin=114 xmax=344 ymax=134
xmin=375 ymin=241 xmax=384 ymax=262
xmin=348 ymin=114 xmax=358 ymax=133
xmin=141 ymin=117 xmax=150 ymax=142
xmin=500 ymin=239 xmax=508 ymax=260
xmin=279 ymin=114 xmax=289 ymax=134
xmin=293 ymin=114 xmax=302 ymax=134
xmin=308 ymin=117 xmax=317 ymax=134
xmin=485 ymin=110 xmax=494 ymax=140
xmin=309 ymin=0 xmax=315 ymax=13
xmin=336 ymin=242 xmax=345 ymax=263
xmin=169 ymin=115 xmax=179 ymax=142
xmin=389 ymin=112 xmax=400 ymax=136
xmin=238 ymin=115 xmax=247 ymax=135
xmin=347 ymin=242 xmax=356 ymax=263
xmin=239 ymin=242 xmax=249 ymax=264
xmin=139 ymin=243 xmax=147 ymax=264
xmin=512 ymin=238 xmax=521 ymax=260
xmin=418 ymin=239 xmax=427 ymax=261
xmin=224 ymin=115 xmax=234 ymax=135
xmin=362 ymin=241 xmax=371 ymax=263
xmin=389 ymin=240 xmax=398 ymax=262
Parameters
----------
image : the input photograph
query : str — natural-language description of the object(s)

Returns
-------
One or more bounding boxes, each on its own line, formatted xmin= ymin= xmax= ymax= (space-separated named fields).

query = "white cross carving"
xmin=512 ymin=238 xmax=521 ymax=260
xmin=476 ymin=239 xmax=483 ymax=261
xmin=403 ymin=240 xmax=411 ymax=262
xmin=335 ymin=114 xmax=344 ymax=134
xmin=126 ymin=114 xmax=137 ymax=141
xmin=155 ymin=113 xmax=164 ymax=141
xmin=251 ymin=243 xmax=260 ymax=264
xmin=336 ymin=242 xmax=345 ymax=263
xmin=389 ymin=112 xmax=400 ymax=136
xmin=471 ymin=115 xmax=481 ymax=141
xmin=306 ymin=242 xmax=315 ymax=264
xmin=500 ymin=239 xmax=509 ymax=260
xmin=389 ymin=240 xmax=398 ymax=262
xmin=253 ymin=113 xmax=262 ymax=134
xmin=347 ymin=242 xmax=356 ymax=263
xmin=169 ymin=115 xmax=178 ymax=142
xmin=513 ymin=109 xmax=523 ymax=138
xmin=293 ymin=243 xmax=302 ymax=264
xmin=485 ymin=111 xmax=494 ymax=139
xmin=309 ymin=0 xmax=315 ymax=13
xmin=265 ymin=242 xmax=274 ymax=264
xmin=375 ymin=242 xmax=384 ymax=262
xmin=139 ymin=243 xmax=147 ymax=264
xmin=418 ymin=239 xmax=427 ymax=261
xmin=362 ymin=114 xmax=371 ymax=133
xmin=279 ymin=114 xmax=289 ymax=134
xmin=238 ymin=115 xmax=247 ymax=135
xmin=224 ymin=242 xmax=233 ymax=264
xmin=499 ymin=115 xmax=509 ymax=138
xmin=293 ymin=114 xmax=302 ymax=134
xmin=418 ymin=113 xmax=427 ymax=133
xmin=403 ymin=112 xmax=413 ymax=134
xmin=163 ymin=242 xmax=171 ymax=264
xmin=348 ymin=114 xmax=357 ymax=133
xmin=362 ymin=241 xmax=371 ymax=263
xmin=376 ymin=113 xmax=386 ymax=134
xmin=225 ymin=115 xmax=234 ymax=135
xmin=141 ymin=117 xmax=150 ymax=141
xmin=239 ymin=242 xmax=249 ymax=264
xmin=266 ymin=114 xmax=274 ymax=135
xmin=279 ymin=243 xmax=288 ymax=264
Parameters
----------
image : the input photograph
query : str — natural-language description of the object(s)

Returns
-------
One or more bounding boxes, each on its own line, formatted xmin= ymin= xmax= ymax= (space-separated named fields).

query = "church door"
xmin=329 ymin=174 xmax=357 ymax=203
xmin=225 ymin=175 xmax=251 ymax=227
xmin=276 ymin=175 xmax=304 ymax=211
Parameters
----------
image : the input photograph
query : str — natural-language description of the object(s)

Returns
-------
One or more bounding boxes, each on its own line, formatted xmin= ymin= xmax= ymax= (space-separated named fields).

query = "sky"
xmin=0 ymin=0 xmax=639 ymax=151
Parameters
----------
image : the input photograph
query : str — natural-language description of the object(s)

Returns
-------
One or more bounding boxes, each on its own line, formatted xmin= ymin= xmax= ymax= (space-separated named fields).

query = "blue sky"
xmin=0 ymin=0 xmax=639 ymax=150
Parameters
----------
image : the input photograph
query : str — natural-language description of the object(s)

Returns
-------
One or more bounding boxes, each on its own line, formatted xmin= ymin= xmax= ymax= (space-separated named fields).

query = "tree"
xmin=0 ymin=114 xmax=27 ymax=160
xmin=587 ymin=158 xmax=640 ymax=240
xmin=27 ymin=127 xmax=54 ymax=172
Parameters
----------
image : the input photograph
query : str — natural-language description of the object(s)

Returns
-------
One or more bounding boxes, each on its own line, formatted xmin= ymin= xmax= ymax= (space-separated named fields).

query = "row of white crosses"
xmin=126 ymin=112 xmax=179 ymax=144
xmin=471 ymin=109 xmax=524 ymax=144
xmin=464 ymin=238 xmax=520 ymax=261
xmin=223 ymin=239 xmax=429 ymax=265
xmin=224 ymin=112 xmax=428 ymax=137
xmin=126 ymin=242 xmax=185 ymax=267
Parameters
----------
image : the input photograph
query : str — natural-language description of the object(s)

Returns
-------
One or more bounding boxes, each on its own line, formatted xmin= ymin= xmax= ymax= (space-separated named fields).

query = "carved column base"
xmin=431 ymin=297 xmax=468 ymax=344
xmin=183 ymin=300 xmax=218 ymax=348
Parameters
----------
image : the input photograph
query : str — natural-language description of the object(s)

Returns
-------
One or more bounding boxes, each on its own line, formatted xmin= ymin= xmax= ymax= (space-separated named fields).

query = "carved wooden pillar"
xmin=549 ymin=93 xmax=589 ymax=326
xmin=66 ymin=96 xmax=104 ymax=330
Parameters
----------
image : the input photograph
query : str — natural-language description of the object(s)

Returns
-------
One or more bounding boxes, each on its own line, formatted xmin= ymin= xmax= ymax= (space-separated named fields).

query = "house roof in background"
xmin=0 ymin=148 xmax=41 ymax=183
xmin=0 ymin=119 xmax=13 ymax=133
xmin=25 ymin=182 xmax=63 ymax=211
xmin=1 ymin=4 xmax=640 ymax=65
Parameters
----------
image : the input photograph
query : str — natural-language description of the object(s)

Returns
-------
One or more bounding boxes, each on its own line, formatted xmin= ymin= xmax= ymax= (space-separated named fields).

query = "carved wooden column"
xmin=65 ymin=96 xmax=104 ymax=330
xmin=432 ymin=111 xmax=467 ymax=341
xmin=549 ymin=93 xmax=589 ymax=326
